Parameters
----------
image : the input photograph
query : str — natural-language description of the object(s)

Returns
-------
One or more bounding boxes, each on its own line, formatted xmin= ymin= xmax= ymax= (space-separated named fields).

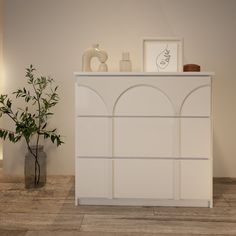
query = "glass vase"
xmin=25 ymin=145 xmax=46 ymax=189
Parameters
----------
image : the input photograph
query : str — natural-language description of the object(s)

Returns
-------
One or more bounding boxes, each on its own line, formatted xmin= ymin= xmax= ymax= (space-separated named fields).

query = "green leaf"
xmin=51 ymin=135 xmax=56 ymax=143
xmin=56 ymin=136 xmax=64 ymax=146
xmin=3 ymin=131 xmax=7 ymax=139
xmin=42 ymin=123 xmax=47 ymax=129
xmin=6 ymin=99 xmax=12 ymax=108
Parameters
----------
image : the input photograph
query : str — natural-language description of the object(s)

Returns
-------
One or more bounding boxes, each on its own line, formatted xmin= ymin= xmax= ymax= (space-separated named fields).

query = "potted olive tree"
xmin=0 ymin=65 xmax=63 ymax=188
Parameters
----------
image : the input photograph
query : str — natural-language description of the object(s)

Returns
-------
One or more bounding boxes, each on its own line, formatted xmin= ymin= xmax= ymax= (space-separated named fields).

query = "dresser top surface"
xmin=74 ymin=72 xmax=214 ymax=77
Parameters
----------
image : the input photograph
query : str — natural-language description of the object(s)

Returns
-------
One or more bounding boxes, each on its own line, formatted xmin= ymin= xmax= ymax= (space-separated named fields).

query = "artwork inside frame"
xmin=142 ymin=38 xmax=183 ymax=72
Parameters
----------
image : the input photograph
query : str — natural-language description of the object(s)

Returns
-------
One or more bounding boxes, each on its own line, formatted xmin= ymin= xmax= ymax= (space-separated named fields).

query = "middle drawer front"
xmin=180 ymin=118 xmax=211 ymax=158
xmin=77 ymin=117 xmax=110 ymax=157
xmin=77 ymin=117 xmax=211 ymax=159
xmin=114 ymin=117 xmax=177 ymax=158
xmin=114 ymin=117 xmax=211 ymax=159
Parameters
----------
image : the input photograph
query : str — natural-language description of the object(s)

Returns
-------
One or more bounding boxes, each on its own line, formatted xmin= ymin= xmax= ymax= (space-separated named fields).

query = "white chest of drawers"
xmin=75 ymin=72 xmax=214 ymax=207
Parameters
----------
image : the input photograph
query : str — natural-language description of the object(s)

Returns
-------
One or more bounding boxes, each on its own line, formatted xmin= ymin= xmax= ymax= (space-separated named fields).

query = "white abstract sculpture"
xmin=82 ymin=44 xmax=108 ymax=72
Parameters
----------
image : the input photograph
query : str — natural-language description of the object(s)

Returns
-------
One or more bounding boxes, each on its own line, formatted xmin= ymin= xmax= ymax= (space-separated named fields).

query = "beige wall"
xmin=2 ymin=0 xmax=236 ymax=177
xmin=0 ymin=0 xmax=3 ymax=161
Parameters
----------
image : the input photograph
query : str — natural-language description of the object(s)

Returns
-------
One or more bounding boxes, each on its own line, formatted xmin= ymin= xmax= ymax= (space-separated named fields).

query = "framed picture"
xmin=142 ymin=38 xmax=183 ymax=72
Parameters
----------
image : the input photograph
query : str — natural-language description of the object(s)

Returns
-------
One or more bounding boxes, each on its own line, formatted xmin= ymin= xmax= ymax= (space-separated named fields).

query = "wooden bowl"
xmin=183 ymin=64 xmax=201 ymax=72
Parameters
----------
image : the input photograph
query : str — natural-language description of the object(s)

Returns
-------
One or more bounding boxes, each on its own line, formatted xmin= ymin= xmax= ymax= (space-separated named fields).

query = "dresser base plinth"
xmin=77 ymin=198 xmax=212 ymax=208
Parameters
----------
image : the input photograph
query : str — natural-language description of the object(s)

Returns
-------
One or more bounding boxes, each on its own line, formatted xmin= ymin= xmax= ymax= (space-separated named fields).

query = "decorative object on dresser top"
xmin=0 ymin=65 xmax=64 ymax=189
xmin=142 ymin=38 xmax=183 ymax=72
xmin=119 ymin=52 xmax=132 ymax=72
xmin=184 ymin=64 xmax=201 ymax=72
xmin=82 ymin=44 xmax=108 ymax=72
xmin=75 ymin=71 xmax=214 ymax=208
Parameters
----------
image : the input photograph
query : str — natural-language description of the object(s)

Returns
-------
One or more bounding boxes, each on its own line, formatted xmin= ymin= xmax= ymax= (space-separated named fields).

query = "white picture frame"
xmin=142 ymin=38 xmax=183 ymax=72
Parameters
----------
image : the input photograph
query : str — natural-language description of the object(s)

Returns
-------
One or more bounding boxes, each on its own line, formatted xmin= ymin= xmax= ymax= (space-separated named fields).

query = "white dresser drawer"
xmin=180 ymin=118 xmax=211 ymax=158
xmin=114 ymin=159 xmax=174 ymax=199
xmin=114 ymin=117 xmax=177 ymax=158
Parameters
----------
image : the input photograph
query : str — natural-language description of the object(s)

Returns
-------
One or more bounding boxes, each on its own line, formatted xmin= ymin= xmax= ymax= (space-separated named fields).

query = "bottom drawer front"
xmin=114 ymin=159 xmax=174 ymax=199
xmin=77 ymin=158 xmax=111 ymax=198
xmin=180 ymin=160 xmax=211 ymax=200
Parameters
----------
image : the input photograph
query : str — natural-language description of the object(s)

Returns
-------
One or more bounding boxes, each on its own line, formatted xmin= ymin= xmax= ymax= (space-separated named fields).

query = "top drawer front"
xmin=77 ymin=86 xmax=109 ymax=116
xmin=180 ymin=85 xmax=211 ymax=116
xmin=76 ymin=75 xmax=211 ymax=117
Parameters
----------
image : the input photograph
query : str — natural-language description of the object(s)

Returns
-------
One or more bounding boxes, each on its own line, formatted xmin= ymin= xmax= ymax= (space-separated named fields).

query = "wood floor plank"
xmin=213 ymin=194 xmax=230 ymax=207
xmin=0 ymin=212 xmax=83 ymax=231
xmin=154 ymin=206 xmax=236 ymax=222
xmin=76 ymin=205 xmax=154 ymax=216
xmin=80 ymin=214 xmax=236 ymax=234
xmin=0 ymin=201 xmax=154 ymax=217
xmin=224 ymin=200 xmax=236 ymax=207
xmin=0 ymin=229 xmax=27 ymax=236
xmin=24 ymin=230 xmax=233 ymax=236
xmin=214 ymin=183 xmax=236 ymax=194
xmin=0 ymin=199 xmax=76 ymax=214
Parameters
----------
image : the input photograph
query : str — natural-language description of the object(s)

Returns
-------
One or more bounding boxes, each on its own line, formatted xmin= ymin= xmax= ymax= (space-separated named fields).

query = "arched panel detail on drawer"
xmin=77 ymin=85 xmax=108 ymax=116
xmin=180 ymin=85 xmax=211 ymax=116
xmin=113 ymin=84 xmax=175 ymax=116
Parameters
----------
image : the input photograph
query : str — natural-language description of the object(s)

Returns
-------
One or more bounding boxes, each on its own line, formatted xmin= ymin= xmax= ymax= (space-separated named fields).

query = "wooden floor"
xmin=1 ymin=169 xmax=236 ymax=236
